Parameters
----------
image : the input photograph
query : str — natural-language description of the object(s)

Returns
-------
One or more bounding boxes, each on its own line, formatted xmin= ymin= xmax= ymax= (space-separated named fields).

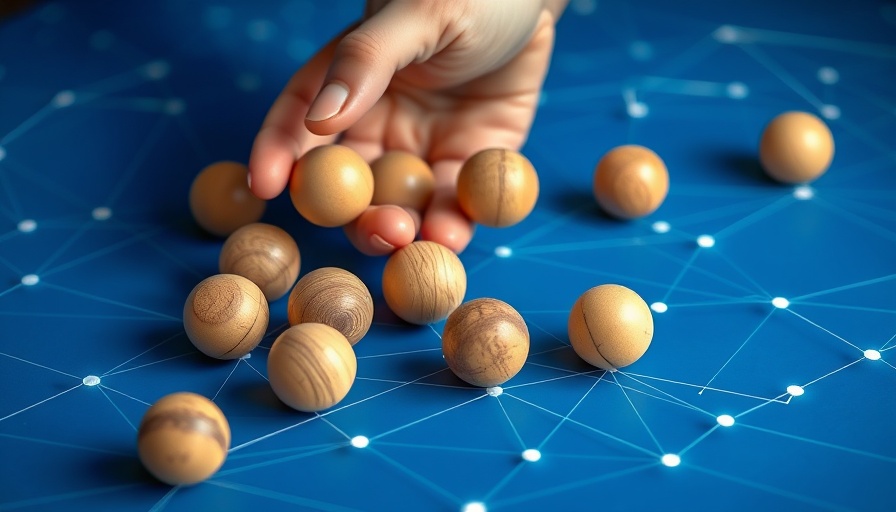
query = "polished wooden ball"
xmin=568 ymin=284 xmax=653 ymax=370
xmin=370 ymin=151 xmax=435 ymax=212
xmin=289 ymin=144 xmax=374 ymax=227
xmin=189 ymin=161 xmax=266 ymax=237
xmin=382 ymin=241 xmax=466 ymax=325
xmin=759 ymin=111 xmax=834 ymax=183
xmin=442 ymin=298 xmax=530 ymax=387
xmin=593 ymin=145 xmax=669 ymax=219
xmin=183 ymin=274 xmax=269 ymax=359
xmin=287 ymin=267 xmax=373 ymax=345
xmin=219 ymin=223 xmax=301 ymax=302
xmin=267 ymin=323 xmax=357 ymax=412
xmin=456 ymin=148 xmax=540 ymax=227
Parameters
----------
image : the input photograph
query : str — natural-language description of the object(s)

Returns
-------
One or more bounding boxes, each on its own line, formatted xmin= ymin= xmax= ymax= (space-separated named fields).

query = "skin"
xmin=249 ymin=0 xmax=569 ymax=254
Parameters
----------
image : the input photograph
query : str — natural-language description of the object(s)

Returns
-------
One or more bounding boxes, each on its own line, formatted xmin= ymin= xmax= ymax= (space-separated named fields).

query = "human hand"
xmin=248 ymin=0 xmax=568 ymax=254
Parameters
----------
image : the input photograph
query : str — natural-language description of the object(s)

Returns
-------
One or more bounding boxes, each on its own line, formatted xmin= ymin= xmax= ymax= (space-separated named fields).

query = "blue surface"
xmin=1 ymin=1 xmax=895 ymax=511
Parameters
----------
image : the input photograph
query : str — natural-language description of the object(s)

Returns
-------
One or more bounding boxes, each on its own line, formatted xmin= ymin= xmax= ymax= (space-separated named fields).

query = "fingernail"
xmin=368 ymin=234 xmax=395 ymax=253
xmin=246 ymin=171 xmax=252 ymax=190
xmin=306 ymin=82 xmax=349 ymax=122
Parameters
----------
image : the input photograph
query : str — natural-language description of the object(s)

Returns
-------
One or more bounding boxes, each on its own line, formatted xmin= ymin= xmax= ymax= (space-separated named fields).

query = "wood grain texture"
xmin=286 ymin=267 xmax=373 ymax=345
xmin=370 ymin=151 xmax=435 ymax=212
xmin=760 ymin=111 xmax=834 ymax=183
xmin=289 ymin=144 xmax=373 ymax=227
xmin=456 ymin=148 xmax=540 ymax=228
xmin=567 ymin=284 xmax=653 ymax=370
xmin=382 ymin=241 xmax=466 ymax=325
xmin=183 ymin=274 xmax=269 ymax=359
xmin=189 ymin=161 xmax=266 ymax=237
xmin=137 ymin=392 xmax=230 ymax=486
xmin=442 ymin=298 xmax=530 ymax=387
xmin=267 ymin=323 xmax=357 ymax=412
xmin=219 ymin=222 xmax=301 ymax=302
xmin=593 ymin=145 xmax=668 ymax=219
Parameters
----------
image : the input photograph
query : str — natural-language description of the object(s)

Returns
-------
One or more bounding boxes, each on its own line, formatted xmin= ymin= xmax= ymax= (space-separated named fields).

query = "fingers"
xmin=343 ymin=205 xmax=419 ymax=256
xmin=420 ymin=160 xmax=475 ymax=254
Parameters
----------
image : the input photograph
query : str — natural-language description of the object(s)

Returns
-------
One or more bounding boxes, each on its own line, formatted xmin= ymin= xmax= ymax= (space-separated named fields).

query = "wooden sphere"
xmin=287 ymin=267 xmax=373 ymax=345
xmin=189 ymin=161 xmax=266 ymax=237
xmin=593 ymin=145 xmax=669 ymax=219
xmin=442 ymin=298 xmax=530 ymax=387
xmin=568 ymin=284 xmax=653 ymax=370
xmin=289 ymin=145 xmax=374 ymax=227
xmin=370 ymin=151 xmax=435 ymax=211
xmin=137 ymin=392 xmax=230 ymax=486
xmin=219 ymin=223 xmax=301 ymax=302
xmin=759 ymin=111 xmax=834 ymax=183
xmin=183 ymin=274 xmax=269 ymax=359
xmin=267 ymin=323 xmax=357 ymax=412
xmin=456 ymin=148 xmax=540 ymax=227
xmin=382 ymin=241 xmax=466 ymax=325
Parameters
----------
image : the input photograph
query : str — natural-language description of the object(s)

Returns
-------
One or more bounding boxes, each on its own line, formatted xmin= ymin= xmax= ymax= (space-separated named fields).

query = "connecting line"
xmin=738 ymin=423 xmax=896 ymax=463
xmin=202 ymin=480 xmax=364 ymax=512
xmin=369 ymin=394 xmax=487 ymax=442
xmin=0 ymin=351 xmax=81 ymax=380
xmin=0 ymin=383 xmax=83 ymax=423
xmin=735 ymin=394 xmax=790 ymax=420
xmin=615 ymin=371 xmax=715 ymax=417
xmin=660 ymin=249 xmax=701 ymax=303
xmin=784 ymin=308 xmax=864 ymax=352
xmin=366 ymin=447 xmax=461 ymax=505
xmin=495 ymin=396 xmax=526 ymax=450
xmin=677 ymin=425 xmax=721 ymax=457
xmin=97 ymin=385 xmax=137 ymax=432
xmin=621 ymin=372 xmax=789 ymax=404
xmin=98 ymin=384 xmax=151 ymax=406
xmin=104 ymin=115 xmax=171 ymax=208
xmin=101 ymin=352 xmax=194 ymax=378
xmin=713 ymin=194 xmax=795 ymax=240
xmin=39 ymin=226 xmax=166 ymax=279
xmin=790 ymin=273 xmax=896 ymax=302
xmin=610 ymin=372 xmax=664 ymax=454
xmin=728 ymin=25 xmax=896 ymax=60
xmin=40 ymin=282 xmax=181 ymax=322
xmin=101 ymin=332 xmax=182 ymax=376
xmin=211 ymin=359 xmax=242 ymax=402
xmin=699 ymin=308 xmax=776 ymax=394
xmin=535 ymin=374 xmax=603 ymax=451
xmin=0 ymin=103 xmax=55 ymax=146
xmin=316 ymin=414 xmax=351 ymax=441
xmin=736 ymin=43 xmax=824 ymax=111
xmin=812 ymin=197 xmax=896 ymax=245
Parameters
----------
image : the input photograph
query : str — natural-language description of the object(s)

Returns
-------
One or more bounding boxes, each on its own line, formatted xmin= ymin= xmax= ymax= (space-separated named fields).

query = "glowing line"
xmin=730 ymin=25 xmax=896 ymax=59
xmin=101 ymin=352 xmax=194 ymax=377
xmin=0 ymin=103 xmax=54 ymax=146
xmin=536 ymin=375 xmax=602 ymax=451
xmin=737 ymin=43 xmax=823 ymax=110
xmin=784 ymin=309 xmax=863 ymax=352
xmin=99 ymin=384 xmax=151 ymax=406
xmin=661 ymin=249 xmax=700 ymax=303
xmin=714 ymin=194 xmax=795 ymax=239
xmin=495 ymin=396 xmax=526 ymax=450
xmin=229 ymin=416 xmax=320 ymax=453
xmin=98 ymin=385 xmax=137 ymax=431
xmin=147 ymin=487 xmax=181 ymax=512
xmin=0 ymin=484 xmax=143 ymax=511
xmin=611 ymin=372 xmax=664 ymax=453
xmin=316 ymin=414 xmax=351 ymax=441
xmin=0 ymin=351 xmax=81 ymax=380
xmin=211 ymin=359 xmax=242 ymax=401
xmin=40 ymin=226 xmax=165 ymax=278
xmin=677 ymin=425 xmax=720 ymax=456
xmin=616 ymin=371 xmax=715 ymax=417
xmin=699 ymin=309 xmax=775 ymax=394
xmin=0 ymin=432 xmax=132 ymax=456
xmin=203 ymin=480 xmax=364 ymax=512
xmin=802 ymin=358 xmax=864 ymax=388
xmin=370 ymin=395 xmax=486 ymax=441
xmin=356 ymin=347 xmax=442 ymax=359
xmin=367 ymin=447 xmax=461 ymax=504
xmin=738 ymin=423 xmax=896 ymax=462
xmin=40 ymin=282 xmax=181 ymax=321
xmin=0 ymin=384 xmax=82 ymax=422
xmin=102 ymin=331 xmax=182 ymax=376
xmin=621 ymin=372 xmax=788 ymax=403
xmin=790 ymin=272 xmax=896 ymax=301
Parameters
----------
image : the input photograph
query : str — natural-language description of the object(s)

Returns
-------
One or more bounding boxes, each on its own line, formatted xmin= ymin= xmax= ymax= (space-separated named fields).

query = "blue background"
xmin=1 ymin=1 xmax=895 ymax=511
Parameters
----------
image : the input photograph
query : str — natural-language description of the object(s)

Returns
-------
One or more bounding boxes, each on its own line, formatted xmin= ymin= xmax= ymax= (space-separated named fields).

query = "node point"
xmin=494 ymin=246 xmax=512 ymax=258
xmin=18 ymin=219 xmax=37 ymax=233
xmin=771 ymin=297 xmax=790 ymax=309
xmin=53 ymin=90 xmax=76 ymax=108
xmin=726 ymin=81 xmax=749 ymax=99
xmin=650 ymin=302 xmax=668 ymax=314
xmin=627 ymin=102 xmax=649 ymax=118
xmin=240 ymin=353 xmax=252 ymax=360
xmin=92 ymin=206 xmax=112 ymax=221
xmin=247 ymin=19 xmax=276 ymax=42
xmin=793 ymin=185 xmax=815 ymax=200
xmin=350 ymin=436 xmax=369 ymax=448
xmin=716 ymin=414 xmax=735 ymax=427
xmin=21 ymin=274 xmax=39 ymax=286
xmin=164 ymin=98 xmax=185 ymax=116
xmin=713 ymin=25 xmax=739 ymax=43
xmin=462 ymin=502 xmax=487 ymax=512
xmin=787 ymin=385 xmax=804 ymax=397
xmin=817 ymin=66 xmax=839 ymax=85
xmin=651 ymin=220 xmax=671 ymax=234
xmin=486 ymin=386 xmax=503 ymax=397
xmin=143 ymin=60 xmax=170 ymax=80
xmin=522 ymin=448 xmax=542 ymax=462
xmin=864 ymin=349 xmax=881 ymax=361
xmin=820 ymin=104 xmax=841 ymax=120
xmin=661 ymin=453 xmax=681 ymax=467
xmin=82 ymin=375 xmax=101 ymax=386
xmin=696 ymin=235 xmax=715 ymax=248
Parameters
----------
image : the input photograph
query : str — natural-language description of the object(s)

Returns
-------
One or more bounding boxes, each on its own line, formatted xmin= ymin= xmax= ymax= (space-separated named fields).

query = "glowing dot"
xmin=350 ymin=436 xmax=369 ymax=448
xmin=864 ymin=349 xmax=881 ymax=361
xmin=53 ymin=90 xmax=76 ymax=108
xmin=627 ymin=102 xmax=649 ymax=118
xmin=793 ymin=185 xmax=815 ymax=200
xmin=571 ymin=0 xmax=597 ymax=15
xmin=164 ymin=99 xmax=185 ymax=116
xmin=713 ymin=25 xmax=740 ymax=43
xmin=92 ymin=207 xmax=112 ymax=221
xmin=817 ymin=67 xmax=839 ymax=85
xmin=462 ymin=502 xmax=487 ymax=512
xmin=240 ymin=353 xmax=252 ymax=360
xmin=696 ymin=235 xmax=715 ymax=248
xmin=82 ymin=375 xmax=101 ymax=386
xmin=651 ymin=221 xmax=671 ymax=233
xmin=629 ymin=41 xmax=653 ymax=61
xmin=89 ymin=30 xmax=115 ymax=50
xmin=236 ymin=73 xmax=261 ymax=92
xmin=204 ymin=6 xmax=232 ymax=29
xmin=144 ymin=60 xmax=170 ymax=80
xmin=820 ymin=104 xmax=840 ymax=120
xmin=726 ymin=81 xmax=749 ymax=99
xmin=18 ymin=219 xmax=37 ymax=232
xmin=650 ymin=302 xmax=668 ymax=314
xmin=21 ymin=274 xmax=40 ymax=286
xmin=716 ymin=414 xmax=735 ymax=427
xmin=486 ymin=386 xmax=503 ymax=397
xmin=494 ymin=246 xmax=512 ymax=258
xmin=521 ymin=449 xmax=542 ymax=462
xmin=661 ymin=454 xmax=681 ymax=467
xmin=247 ymin=19 xmax=277 ymax=42
xmin=787 ymin=385 xmax=804 ymax=397
xmin=772 ymin=297 xmax=790 ymax=309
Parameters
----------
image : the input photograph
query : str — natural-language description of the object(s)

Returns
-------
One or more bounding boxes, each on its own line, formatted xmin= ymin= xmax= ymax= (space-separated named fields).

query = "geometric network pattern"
xmin=1 ymin=1 xmax=894 ymax=511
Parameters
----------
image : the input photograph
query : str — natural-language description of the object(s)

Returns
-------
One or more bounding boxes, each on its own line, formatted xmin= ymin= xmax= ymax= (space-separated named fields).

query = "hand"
xmin=248 ymin=0 xmax=567 ymax=254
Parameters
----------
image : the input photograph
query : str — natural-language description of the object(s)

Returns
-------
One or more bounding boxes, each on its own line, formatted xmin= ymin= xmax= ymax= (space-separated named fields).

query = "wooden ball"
xmin=370 ymin=151 xmax=435 ymax=211
xmin=289 ymin=145 xmax=374 ymax=227
xmin=593 ymin=145 xmax=669 ymax=219
xmin=382 ymin=241 xmax=466 ymax=325
xmin=267 ymin=323 xmax=357 ymax=412
xmin=759 ymin=111 xmax=834 ymax=183
xmin=568 ymin=284 xmax=653 ymax=370
xmin=442 ymin=298 xmax=529 ymax=387
xmin=456 ymin=148 xmax=540 ymax=227
xmin=219 ymin=223 xmax=301 ymax=302
xmin=137 ymin=392 xmax=230 ymax=486
xmin=287 ymin=267 xmax=373 ymax=345
xmin=189 ymin=161 xmax=266 ymax=237
xmin=183 ymin=274 xmax=269 ymax=359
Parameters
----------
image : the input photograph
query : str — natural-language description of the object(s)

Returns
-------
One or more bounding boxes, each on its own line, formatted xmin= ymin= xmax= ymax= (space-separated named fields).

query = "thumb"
xmin=304 ymin=2 xmax=440 ymax=135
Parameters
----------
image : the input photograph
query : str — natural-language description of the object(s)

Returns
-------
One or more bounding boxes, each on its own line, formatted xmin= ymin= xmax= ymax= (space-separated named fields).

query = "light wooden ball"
xmin=219 ymin=223 xmax=301 ymax=302
xmin=267 ymin=323 xmax=357 ymax=412
xmin=189 ymin=161 xmax=266 ymax=237
xmin=183 ymin=274 xmax=269 ymax=359
xmin=137 ymin=392 xmax=230 ymax=486
xmin=382 ymin=241 xmax=467 ymax=325
xmin=287 ymin=267 xmax=374 ymax=345
xmin=568 ymin=284 xmax=653 ymax=370
xmin=371 ymin=151 xmax=435 ymax=212
xmin=289 ymin=145 xmax=374 ymax=227
xmin=442 ymin=298 xmax=530 ymax=387
xmin=593 ymin=145 xmax=669 ymax=219
xmin=759 ymin=111 xmax=834 ymax=183
xmin=456 ymin=148 xmax=540 ymax=227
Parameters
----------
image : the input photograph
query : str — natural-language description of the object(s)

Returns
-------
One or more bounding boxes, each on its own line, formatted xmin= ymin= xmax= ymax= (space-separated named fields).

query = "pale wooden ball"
xmin=371 ymin=151 xmax=435 ymax=212
xmin=287 ymin=267 xmax=373 ymax=345
xmin=442 ymin=298 xmax=530 ymax=387
xmin=456 ymin=148 xmax=540 ymax=227
xmin=289 ymin=145 xmax=374 ymax=227
xmin=568 ymin=284 xmax=653 ymax=370
xmin=593 ymin=145 xmax=669 ymax=219
xmin=759 ymin=111 xmax=834 ymax=183
xmin=382 ymin=241 xmax=466 ymax=325
xmin=183 ymin=274 xmax=269 ymax=359
xmin=219 ymin=222 xmax=301 ymax=302
xmin=137 ymin=392 xmax=230 ymax=486
xmin=189 ymin=161 xmax=266 ymax=237
xmin=267 ymin=323 xmax=357 ymax=412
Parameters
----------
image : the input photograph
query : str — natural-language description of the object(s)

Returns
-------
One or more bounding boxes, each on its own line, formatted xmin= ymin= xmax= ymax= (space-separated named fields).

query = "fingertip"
xmin=248 ymin=127 xmax=297 ymax=199
xmin=344 ymin=205 xmax=417 ymax=256
xmin=420 ymin=206 xmax=475 ymax=254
